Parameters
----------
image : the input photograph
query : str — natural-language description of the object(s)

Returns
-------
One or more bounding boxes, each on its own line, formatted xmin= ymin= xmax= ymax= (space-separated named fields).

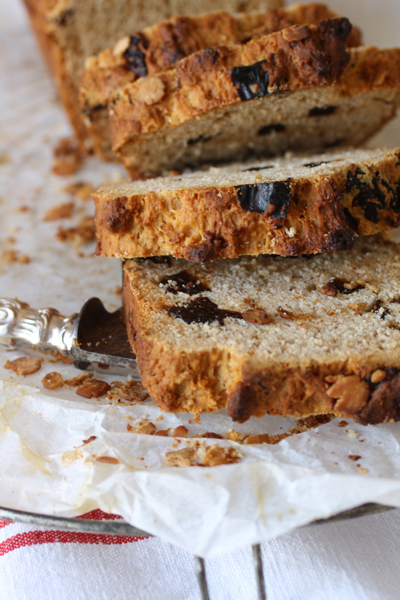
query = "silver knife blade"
xmin=0 ymin=297 xmax=139 ymax=377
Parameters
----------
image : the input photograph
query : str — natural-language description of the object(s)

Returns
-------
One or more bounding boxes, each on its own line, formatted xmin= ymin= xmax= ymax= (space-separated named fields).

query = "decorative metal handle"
xmin=0 ymin=298 xmax=77 ymax=355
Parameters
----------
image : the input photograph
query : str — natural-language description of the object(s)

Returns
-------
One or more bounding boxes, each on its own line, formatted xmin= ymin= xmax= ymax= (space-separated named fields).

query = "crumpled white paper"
xmin=1 ymin=0 xmax=400 ymax=558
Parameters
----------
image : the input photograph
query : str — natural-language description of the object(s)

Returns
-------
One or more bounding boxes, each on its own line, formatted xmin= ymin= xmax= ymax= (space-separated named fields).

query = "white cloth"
xmin=1 ymin=508 xmax=400 ymax=600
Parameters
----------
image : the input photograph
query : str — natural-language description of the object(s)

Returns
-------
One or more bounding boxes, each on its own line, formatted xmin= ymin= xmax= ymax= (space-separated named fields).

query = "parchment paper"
xmin=1 ymin=0 xmax=400 ymax=559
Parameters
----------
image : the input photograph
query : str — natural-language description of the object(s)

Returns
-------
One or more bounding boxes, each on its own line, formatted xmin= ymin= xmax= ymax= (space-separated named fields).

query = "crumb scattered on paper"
xmin=5 ymin=356 xmax=43 ymax=376
xmin=52 ymin=138 xmax=83 ymax=176
xmin=57 ymin=215 xmax=96 ymax=247
xmin=44 ymin=202 xmax=74 ymax=221
xmin=63 ymin=181 xmax=94 ymax=200
xmin=4 ymin=250 xmax=31 ymax=264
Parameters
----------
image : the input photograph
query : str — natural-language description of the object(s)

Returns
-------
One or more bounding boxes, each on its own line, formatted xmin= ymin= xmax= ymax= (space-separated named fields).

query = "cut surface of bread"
xmin=80 ymin=3 xmax=362 ymax=160
xmin=123 ymin=236 xmax=400 ymax=425
xmin=23 ymin=0 xmax=283 ymax=149
xmin=110 ymin=39 xmax=400 ymax=178
xmin=94 ymin=147 xmax=400 ymax=262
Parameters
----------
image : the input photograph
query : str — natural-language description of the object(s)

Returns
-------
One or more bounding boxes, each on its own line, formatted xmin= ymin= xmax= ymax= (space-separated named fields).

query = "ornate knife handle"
xmin=0 ymin=298 xmax=77 ymax=355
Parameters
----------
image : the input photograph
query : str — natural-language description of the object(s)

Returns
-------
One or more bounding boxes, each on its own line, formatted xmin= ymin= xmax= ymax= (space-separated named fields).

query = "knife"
xmin=0 ymin=298 xmax=139 ymax=377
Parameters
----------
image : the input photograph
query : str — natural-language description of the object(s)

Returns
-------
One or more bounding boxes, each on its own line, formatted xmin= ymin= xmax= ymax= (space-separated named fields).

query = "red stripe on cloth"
xmin=0 ymin=530 xmax=147 ymax=556
xmin=0 ymin=521 xmax=11 ymax=530
xmin=77 ymin=509 xmax=123 ymax=521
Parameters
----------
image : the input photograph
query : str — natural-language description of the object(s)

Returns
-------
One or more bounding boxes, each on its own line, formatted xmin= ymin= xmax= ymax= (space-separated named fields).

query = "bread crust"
xmin=109 ymin=40 xmax=400 ymax=178
xmin=122 ymin=238 xmax=400 ymax=424
xmin=22 ymin=0 xmax=90 ymax=149
xmin=93 ymin=148 xmax=400 ymax=261
xmin=24 ymin=0 xmax=284 ymax=149
xmin=80 ymin=4 xmax=362 ymax=160
xmin=110 ymin=19 xmax=352 ymax=150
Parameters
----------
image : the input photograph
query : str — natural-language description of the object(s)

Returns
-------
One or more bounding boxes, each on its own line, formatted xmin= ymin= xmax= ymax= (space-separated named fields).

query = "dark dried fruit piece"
xmin=167 ymin=296 xmax=243 ymax=325
xmin=231 ymin=61 xmax=271 ymax=102
xmin=370 ymin=299 xmax=390 ymax=319
xmin=188 ymin=134 xmax=214 ymax=145
xmin=320 ymin=278 xmax=366 ymax=296
xmin=309 ymin=105 xmax=337 ymax=117
xmin=236 ymin=181 xmax=291 ymax=218
xmin=257 ymin=123 xmax=286 ymax=136
xmin=320 ymin=282 xmax=338 ymax=297
xmin=346 ymin=168 xmax=393 ymax=224
xmin=123 ymin=34 xmax=149 ymax=77
xmin=160 ymin=270 xmax=210 ymax=295
xmin=5 ymin=356 xmax=43 ymax=376
xmin=76 ymin=380 xmax=111 ymax=399
xmin=42 ymin=372 xmax=63 ymax=390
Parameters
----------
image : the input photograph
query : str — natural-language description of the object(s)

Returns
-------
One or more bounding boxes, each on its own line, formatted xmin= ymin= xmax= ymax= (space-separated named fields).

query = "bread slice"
xmin=94 ymin=147 xmax=400 ymax=262
xmin=122 ymin=236 xmax=400 ymax=425
xmin=80 ymin=4 xmax=362 ymax=161
xmin=109 ymin=36 xmax=400 ymax=178
xmin=23 ymin=0 xmax=283 ymax=150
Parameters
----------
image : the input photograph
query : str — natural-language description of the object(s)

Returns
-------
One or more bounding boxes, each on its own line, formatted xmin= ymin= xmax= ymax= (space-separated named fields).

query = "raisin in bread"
xmin=122 ymin=236 xmax=400 ymax=425
xmin=109 ymin=35 xmax=400 ymax=178
xmin=80 ymin=4 xmax=362 ymax=161
xmin=23 ymin=0 xmax=283 ymax=150
xmin=94 ymin=147 xmax=400 ymax=262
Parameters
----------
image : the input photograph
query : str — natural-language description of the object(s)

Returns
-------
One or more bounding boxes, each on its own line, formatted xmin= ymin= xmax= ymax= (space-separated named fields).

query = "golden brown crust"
xmin=110 ymin=19 xmax=352 ymax=151
xmin=80 ymin=4 xmax=362 ymax=160
xmin=93 ymin=149 xmax=400 ymax=261
xmin=108 ymin=41 xmax=400 ymax=178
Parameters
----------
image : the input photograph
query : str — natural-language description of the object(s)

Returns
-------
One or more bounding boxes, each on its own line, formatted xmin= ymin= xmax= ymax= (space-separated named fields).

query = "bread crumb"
xmin=42 ymin=372 xmax=63 ymax=390
xmin=96 ymin=456 xmax=119 ymax=464
xmin=200 ymin=445 xmax=243 ymax=466
xmin=166 ymin=447 xmax=197 ymax=467
xmin=5 ymin=356 xmax=43 ymax=376
xmin=346 ymin=428 xmax=358 ymax=438
xmin=134 ymin=421 xmax=156 ymax=435
xmin=65 ymin=373 xmax=93 ymax=386
xmin=44 ymin=202 xmax=74 ymax=221
xmin=4 ymin=250 xmax=30 ymax=264
xmin=76 ymin=380 xmax=111 ymax=399
xmin=82 ymin=436 xmax=97 ymax=444
xmin=172 ymin=426 xmax=188 ymax=438
xmin=348 ymin=454 xmax=361 ymax=461
xmin=225 ymin=429 xmax=246 ymax=443
xmin=63 ymin=181 xmax=94 ymax=201
xmin=338 ymin=420 xmax=348 ymax=427
xmin=358 ymin=467 xmax=368 ymax=474
xmin=57 ymin=215 xmax=96 ymax=247
xmin=107 ymin=380 xmax=149 ymax=403
xmin=52 ymin=138 xmax=83 ymax=176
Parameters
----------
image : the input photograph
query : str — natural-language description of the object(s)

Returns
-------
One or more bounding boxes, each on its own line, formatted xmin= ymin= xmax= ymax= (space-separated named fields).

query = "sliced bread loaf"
xmin=80 ymin=4 xmax=362 ymax=161
xmin=109 ymin=36 xmax=400 ymax=178
xmin=122 ymin=236 xmax=400 ymax=424
xmin=94 ymin=147 xmax=400 ymax=262
xmin=23 ymin=0 xmax=283 ymax=150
